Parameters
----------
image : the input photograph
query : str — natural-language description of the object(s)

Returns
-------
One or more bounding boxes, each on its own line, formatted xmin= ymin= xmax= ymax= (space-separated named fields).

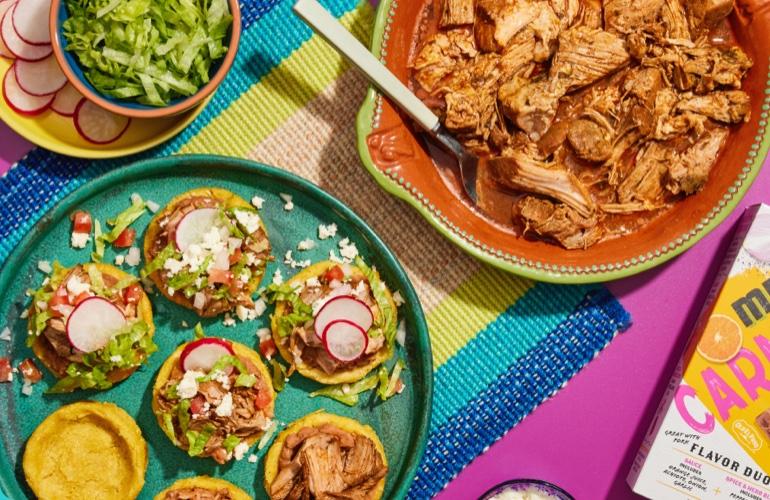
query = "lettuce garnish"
xmin=48 ymin=320 xmax=157 ymax=393
xmin=355 ymin=257 xmax=397 ymax=345
xmin=62 ymin=0 xmax=233 ymax=106
xmin=265 ymin=283 xmax=313 ymax=337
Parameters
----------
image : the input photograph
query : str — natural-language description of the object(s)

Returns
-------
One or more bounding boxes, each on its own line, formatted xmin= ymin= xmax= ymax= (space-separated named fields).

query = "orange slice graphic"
xmin=697 ymin=314 xmax=744 ymax=363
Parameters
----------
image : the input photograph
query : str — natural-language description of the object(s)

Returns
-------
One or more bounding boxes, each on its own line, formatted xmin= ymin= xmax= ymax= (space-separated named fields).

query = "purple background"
xmin=3 ymin=120 xmax=769 ymax=499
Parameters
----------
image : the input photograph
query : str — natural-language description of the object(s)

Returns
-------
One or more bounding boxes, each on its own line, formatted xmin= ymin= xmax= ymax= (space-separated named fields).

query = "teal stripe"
xmin=430 ymin=283 xmax=597 ymax=429
xmin=153 ymin=0 xmax=360 ymax=156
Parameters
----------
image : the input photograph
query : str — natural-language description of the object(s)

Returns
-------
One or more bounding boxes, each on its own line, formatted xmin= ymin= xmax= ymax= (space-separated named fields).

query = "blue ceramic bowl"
xmin=49 ymin=0 xmax=241 ymax=118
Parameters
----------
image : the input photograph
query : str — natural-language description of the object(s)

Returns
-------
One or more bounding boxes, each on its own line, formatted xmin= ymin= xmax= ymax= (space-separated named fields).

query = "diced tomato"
xmin=18 ymin=358 xmax=42 ymax=384
xmin=123 ymin=284 xmax=144 ymax=305
xmin=48 ymin=287 xmax=71 ymax=317
xmin=189 ymin=394 xmax=207 ymax=415
xmin=0 ymin=358 xmax=11 ymax=383
xmin=113 ymin=228 xmax=136 ymax=248
xmin=229 ymin=248 xmax=242 ymax=265
xmin=259 ymin=339 xmax=276 ymax=359
xmin=254 ymin=390 xmax=272 ymax=410
xmin=208 ymin=269 xmax=233 ymax=285
xmin=323 ymin=265 xmax=344 ymax=283
xmin=71 ymin=210 xmax=92 ymax=234
xmin=73 ymin=292 xmax=91 ymax=305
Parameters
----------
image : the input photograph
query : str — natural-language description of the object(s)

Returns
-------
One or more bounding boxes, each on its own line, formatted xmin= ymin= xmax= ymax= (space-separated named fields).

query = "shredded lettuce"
xmin=186 ymin=423 xmax=215 ymax=457
xmin=161 ymin=412 xmax=178 ymax=444
xmin=222 ymin=435 xmax=241 ymax=454
xmin=265 ymin=283 xmax=313 ymax=337
xmin=309 ymin=373 xmax=378 ymax=407
xmin=62 ymin=0 xmax=232 ymax=106
xmin=91 ymin=219 xmax=105 ymax=262
xmin=257 ymin=420 xmax=279 ymax=450
xmin=355 ymin=257 xmax=397 ymax=345
xmin=47 ymin=320 xmax=157 ymax=393
xmin=141 ymin=243 xmax=177 ymax=278
xmin=193 ymin=322 xmax=205 ymax=339
xmin=270 ymin=359 xmax=287 ymax=392
xmin=377 ymin=358 xmax=406 ymax=401
xmin=87 ymin=265 xmax=105 ymax=296
xmin=195 ymin=354 xmax=257 ymax=389
xmin=103 ymin=199 xmax=147 ymax=242
xmin=177 ymin=398 xmax=192 ymax=433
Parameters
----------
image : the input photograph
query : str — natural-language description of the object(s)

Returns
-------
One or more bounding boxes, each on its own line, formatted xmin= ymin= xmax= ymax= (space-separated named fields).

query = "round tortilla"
xmin=263 ymin=411 xmax=387 ymax=499
xmin=152 ymin=340 xmax=276 ymax=456
xmin=30 ymin=262 xmax=155 ymax=385
xmin=143 ymin=187 xmax=270 ymax=317
xmin=23 ymin=401 xmax=147 ymax=500
xmin=271 ymin=261 xmax=395 ymax=384
xmin=154 ymin=476 xmax=251 ymax=500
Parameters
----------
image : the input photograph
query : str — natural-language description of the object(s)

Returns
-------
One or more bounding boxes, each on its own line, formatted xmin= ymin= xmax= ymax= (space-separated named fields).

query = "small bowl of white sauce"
xmin=479 ymin=479 xmax=574 ymax=500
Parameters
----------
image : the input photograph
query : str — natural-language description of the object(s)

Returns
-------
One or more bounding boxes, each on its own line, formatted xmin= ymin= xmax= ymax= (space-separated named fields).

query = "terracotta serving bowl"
xmin=356 ymin=0 xmax=770 ymax=283
xmin=49 ymin=0 xmax=241 ymax=119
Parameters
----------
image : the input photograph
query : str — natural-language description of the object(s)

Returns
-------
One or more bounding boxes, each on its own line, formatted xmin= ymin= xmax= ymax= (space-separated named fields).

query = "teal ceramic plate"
xmin=0 ymin=155 xmax=432 ymax=499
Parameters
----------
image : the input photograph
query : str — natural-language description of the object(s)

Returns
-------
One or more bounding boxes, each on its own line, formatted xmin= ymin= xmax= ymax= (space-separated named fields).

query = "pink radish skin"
xmin=1 ymin=7 xmax=50 ymax=61
xmin=74 ymin=99 xmax=131 ymax=144
xmin=3 ymin=65 xmax=53 ymax=115
xmin=12 ymin=0 xmax=51 ymax=45
xmin=51 ymin=83 xmax=82 ymax=116
xmin=174 ymin=208 xmax=220 ymax=251
xmin=179 ymin=338 xmax=235 ymax=372
xmin=66 ymin=297 xmax=127 ymax=353
xmin=0 ymin=1 xmax=13 ymax=58
xmin=15 ymin=54 xmax=66 ymax=95
xmin=323 ymin=319 xmax=368 ymax=363
xmin=314 ymin=295 xmax=373 ymax=340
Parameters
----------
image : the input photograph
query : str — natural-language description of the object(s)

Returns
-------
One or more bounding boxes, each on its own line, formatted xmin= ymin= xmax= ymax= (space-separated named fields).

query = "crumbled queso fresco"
xmin=279 ymin=193 xmax=294 ymax=211
xmin=251 ymin=195 xmax=265 ymax=209
xmin=70 ymin=232 xmax=90 ymax=249
xmin=318 ymin=223 xmax=337 ymax=240
xmin=297 ymin=238 xmax=315 ymax=251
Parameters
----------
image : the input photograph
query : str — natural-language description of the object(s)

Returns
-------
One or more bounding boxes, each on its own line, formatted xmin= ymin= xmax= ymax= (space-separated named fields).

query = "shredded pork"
xmin=412 ymin=0 xmax=752 ymax=249
xmin=269 ymin=424 xmax=387 ymax=500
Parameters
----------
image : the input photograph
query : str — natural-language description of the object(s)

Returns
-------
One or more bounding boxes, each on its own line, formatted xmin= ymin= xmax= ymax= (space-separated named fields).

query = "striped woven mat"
xmin=0 ymin=0 xmax=632 ymax=497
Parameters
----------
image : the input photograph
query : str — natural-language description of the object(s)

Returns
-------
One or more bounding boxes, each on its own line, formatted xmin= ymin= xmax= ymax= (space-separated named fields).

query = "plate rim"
xmin=0 ymin=153 xmax=433 ymax=499
xmin=355 ymin=0 xmax=769 ymax=284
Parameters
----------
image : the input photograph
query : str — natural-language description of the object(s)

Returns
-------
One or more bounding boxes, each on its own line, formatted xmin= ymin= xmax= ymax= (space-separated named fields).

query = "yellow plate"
xmin=0 ymin=56 xmax=206 ymax=159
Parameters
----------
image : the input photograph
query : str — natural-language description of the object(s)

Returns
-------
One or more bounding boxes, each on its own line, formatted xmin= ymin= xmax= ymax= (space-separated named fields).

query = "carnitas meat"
xmin=269 ymin=425 xmax=387 ymax=500
xmin=411 ymin=0 xmax=752 ymax=249
xmin=515 ymin=196 xmax=603 ymax=249
xmin=439 ymin=0 xmax=475 ymax=28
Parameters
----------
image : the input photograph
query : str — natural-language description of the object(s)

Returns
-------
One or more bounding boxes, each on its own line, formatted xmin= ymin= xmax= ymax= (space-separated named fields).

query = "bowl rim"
xmin=478 ymin=479 xmax=575 ymax=500
xmin=48 ymin=0 xmax=241 ymax=119
xmin=355 ymin=0 xmax=769 ymax=284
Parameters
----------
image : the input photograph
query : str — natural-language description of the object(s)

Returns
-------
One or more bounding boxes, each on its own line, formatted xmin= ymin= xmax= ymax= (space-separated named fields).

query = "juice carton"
xmin=629 ymin=204 xmax=770 ymax=499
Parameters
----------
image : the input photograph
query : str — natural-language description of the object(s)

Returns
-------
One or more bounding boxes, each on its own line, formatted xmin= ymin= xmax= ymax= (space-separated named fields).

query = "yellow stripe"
xmin=179 ymin=5 xmax=374 ymax=156
xmin=428 ymin=266 xmax=534 ymax=368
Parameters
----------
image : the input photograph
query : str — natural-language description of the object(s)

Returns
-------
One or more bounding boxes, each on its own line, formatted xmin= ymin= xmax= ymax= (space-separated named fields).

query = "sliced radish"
xmin=180 ymin=338 xmax=235 ymax=372
xmin=51 ymin=84 xmax=82 ymax=116
xmin=3 ymin=65 xmax=52 ymax=115
xmin=1 ymin=7 xmax=50 ymax=61
xmin=15 ymin=54 xmax=66 ymax=95
xmin=0 ymin=1 xmax=13 ymax=59
xmin=12 ymin=0 xmax=51 ymax=45
xmin=174 ymin=208 xmax=220 ymax=251
xmin=314 ymin=295 xmax=373 ymax=340
xmin=323 ymin=319 xmax=368 ymax=363
xmin=74 ymin=99 xmax=130 ymax=144
xmin=66 ymin=297 xmax=127 ymax=353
